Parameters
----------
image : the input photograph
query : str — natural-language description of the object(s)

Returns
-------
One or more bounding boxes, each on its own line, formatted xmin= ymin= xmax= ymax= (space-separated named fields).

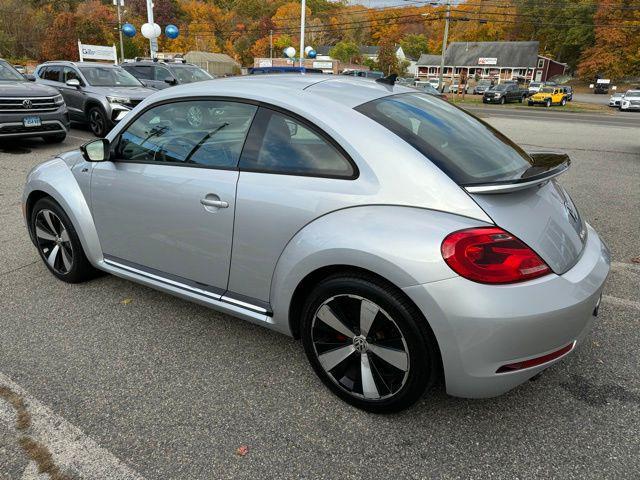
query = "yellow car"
xmin=528 ymin=87 xmax=567 ymax=107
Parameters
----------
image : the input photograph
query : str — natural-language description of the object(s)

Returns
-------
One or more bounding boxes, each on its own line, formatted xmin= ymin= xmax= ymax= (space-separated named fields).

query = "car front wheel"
xmin=561 ymin=98 xmax=567 ymax=106
xmin=545 ymin=99 xmax=551 ymax=107
xmin=88 ymin=106 xmax=110 ymax=137
xmin=500 ymin=97 xmax=506 ymax=104
xmin=301 ymin=274 xmax=439 ymax=413
xmin=30 ymin=197 xmax=99 ymax=283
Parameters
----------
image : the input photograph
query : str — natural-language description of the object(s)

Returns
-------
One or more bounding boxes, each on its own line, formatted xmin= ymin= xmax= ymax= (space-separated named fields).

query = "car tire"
xmin=301 ymin=273 xmax=439 ymax=413
xmin=528 ymin=101 xmax=534 ymax=106
xmin=561 ymin=98 xmax=567 ymax=106
xmin=43 ymin=133 xmax=66 ymax=144
xmin=30 ymin=197 xmax=100 ymax=283
xmin=545 ymin=99 xmax=551 ymax=107
xmin=500 ymin=97 xmax=506 ymax=105
xmin=88 ymin=106 xmax=110 ymax=137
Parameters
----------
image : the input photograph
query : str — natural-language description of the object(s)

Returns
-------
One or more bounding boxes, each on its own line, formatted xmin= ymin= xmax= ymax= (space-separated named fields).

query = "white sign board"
xmin=478 ymin=57 xmax=497 ymax=65
xmin=78 ymin=41 xmax=117 ymax=63
xmin=312 ymin=61 xmax=333 ymax=69
xmin=258 ymin=59 xmax=273 ymax=68
xmin=596 ymin=78 xmax=610 ymax=84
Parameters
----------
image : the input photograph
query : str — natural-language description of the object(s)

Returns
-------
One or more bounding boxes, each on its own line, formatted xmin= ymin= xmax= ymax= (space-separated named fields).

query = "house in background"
xmin=416 ymin=41 xmax=566 ymax=83
xmin=315 ymin=45 xmax=416 ymax=74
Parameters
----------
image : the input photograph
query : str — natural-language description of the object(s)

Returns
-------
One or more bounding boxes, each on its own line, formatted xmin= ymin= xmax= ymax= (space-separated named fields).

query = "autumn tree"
xmin=329 ymin=41 xmax=360 ymax=63
xmin=400 ymin=34 xmax=429 ymax=59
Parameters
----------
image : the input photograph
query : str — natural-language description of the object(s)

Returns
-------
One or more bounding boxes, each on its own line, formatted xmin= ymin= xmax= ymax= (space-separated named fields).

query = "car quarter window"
xmin=115 ymin=100 xmax=258 ymax=169
xmin=239 ymin=107 xmax=355 ymax=178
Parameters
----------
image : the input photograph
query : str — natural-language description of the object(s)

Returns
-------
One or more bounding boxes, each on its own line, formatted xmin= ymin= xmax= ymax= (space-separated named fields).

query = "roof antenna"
xmin=376 ymin=73 xmax=397 ymax=85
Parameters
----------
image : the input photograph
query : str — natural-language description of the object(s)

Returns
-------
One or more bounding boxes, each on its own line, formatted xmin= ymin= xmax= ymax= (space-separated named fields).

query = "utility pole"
xmin=270 ymin=29 xmax=273 ymax=60
xmin=114 ymin=0 xmax=125 ymax=63
xmin=438 ymin=0 xmax=451 ymax=92
xmin=299 ymin=0 xmax=306 ymax=68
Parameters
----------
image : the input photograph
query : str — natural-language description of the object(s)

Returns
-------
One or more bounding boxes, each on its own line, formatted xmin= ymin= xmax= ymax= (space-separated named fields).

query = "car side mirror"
xmin=164 ymin=78 xmax=177 ymax=85
xmin=66 ymin=78 xmax=81 ymax=88
xmin=80 ymin=139 xmax=109 ymax=162
xmin=24 ymin=74 xmax=36 ymax=82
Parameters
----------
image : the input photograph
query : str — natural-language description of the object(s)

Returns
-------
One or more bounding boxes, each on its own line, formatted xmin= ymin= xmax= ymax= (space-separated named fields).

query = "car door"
xmin=91 ymin=99 xmax=258 ymax=293
xmin=228 ymin=106 xmax=359 ymax=303
xmin=60 ymin=67 xmax=85 ymax=119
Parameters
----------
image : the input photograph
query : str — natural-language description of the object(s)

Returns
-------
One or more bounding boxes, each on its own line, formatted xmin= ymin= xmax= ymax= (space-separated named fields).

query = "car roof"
xmin=42 ymin=61 xmax=121 ymax=68
xmin=147 ymin=74 xmax=415 ymax=110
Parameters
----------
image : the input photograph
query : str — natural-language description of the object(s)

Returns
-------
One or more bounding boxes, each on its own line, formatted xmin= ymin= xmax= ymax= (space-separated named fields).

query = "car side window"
xmin=115 ymin=100 xmax=257 ymax=169
xmin=239 ymin=108 xmax=355 ymax=178
xmin=42 ymin=66 xmax=62 ymax=82
xmin=130 ymin=65 xmax=152 ymax=80
xmin=154 ymin=67 xmax=173 ymax=82
xmin=63 ymin=67 xmax=81 ymax=83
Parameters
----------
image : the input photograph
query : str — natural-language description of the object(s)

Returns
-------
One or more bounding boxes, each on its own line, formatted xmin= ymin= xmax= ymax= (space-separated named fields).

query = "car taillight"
xmin=441 ymin=227 xmax=551 ymax=284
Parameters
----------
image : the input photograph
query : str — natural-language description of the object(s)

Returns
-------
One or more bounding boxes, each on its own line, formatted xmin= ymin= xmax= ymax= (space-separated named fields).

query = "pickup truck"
xmin=482 ymin=82 xmax=527 ymax=104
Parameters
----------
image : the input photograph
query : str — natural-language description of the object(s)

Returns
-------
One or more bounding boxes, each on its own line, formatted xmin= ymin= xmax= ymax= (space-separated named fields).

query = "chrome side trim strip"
xmin=104 ymin=259 xmax=271 ymax=315
xmin=104 ymin=259 xmax=222 ymax=300
xmin=220 ymin=295 xmax=269 ymax=314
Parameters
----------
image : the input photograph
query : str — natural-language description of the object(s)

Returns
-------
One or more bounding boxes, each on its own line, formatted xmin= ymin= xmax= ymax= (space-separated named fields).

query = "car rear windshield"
xmin=355 ymin=92 xmax=534 ymax=185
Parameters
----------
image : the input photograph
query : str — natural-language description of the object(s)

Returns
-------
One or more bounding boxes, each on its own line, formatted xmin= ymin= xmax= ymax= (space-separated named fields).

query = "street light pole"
xmin=145 ymin=0 xmax=157 ymax=58
xmin=299 ymin=0 xmax=306 ymax=68
xmin=114 ymin=0 xmax=125 ymax=63
xmin=438 ymin=0 xmax=450 ymax=91
xmin=270 ymin=29 xmax=273 ymax=60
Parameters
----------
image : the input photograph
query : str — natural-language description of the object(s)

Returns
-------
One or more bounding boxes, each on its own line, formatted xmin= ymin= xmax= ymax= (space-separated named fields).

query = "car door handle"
xmin=200 ymin=198 xmax=229 ymax=209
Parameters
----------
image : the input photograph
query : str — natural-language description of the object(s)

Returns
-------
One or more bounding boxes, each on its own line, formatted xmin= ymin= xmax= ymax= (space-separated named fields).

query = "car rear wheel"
xmin=301 ymin=274 xmax=438 ymax=413
xmin=500 ymin=97 xmax=506 ymax=104
xmin=88 ymin=107 xmax=109 ymax=137
xmin=30 ymin=197 xmax=99 ymax=283
xmin=545 ymin=99 xmax=551 ymax=107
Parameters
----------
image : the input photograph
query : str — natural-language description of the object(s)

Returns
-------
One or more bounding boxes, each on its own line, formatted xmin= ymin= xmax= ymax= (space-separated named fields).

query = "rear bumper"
xmin=403 ymin=223 xmax=610 ymax=398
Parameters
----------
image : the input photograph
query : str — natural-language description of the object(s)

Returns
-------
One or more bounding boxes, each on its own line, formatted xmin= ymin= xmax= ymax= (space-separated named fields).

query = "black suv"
xmin=121 ymin=59 xmax=214 ymax=90
xmin=483 ymin=83 xmax=527 ymax=104
xmin=0 ymin=59 xmax=69 ymax=143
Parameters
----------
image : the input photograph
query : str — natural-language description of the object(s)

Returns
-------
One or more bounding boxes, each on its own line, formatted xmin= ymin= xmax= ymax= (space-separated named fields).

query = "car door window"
xmin=239 ymin=108 xmax=355 ymax=178
xmin=154 ymin=67 xmax=174 ymax=82
xmin=116 ymin=100 xmax=257 ymax=169
xmin=42 ymin=66 xmax=62 ymax=82
xmin=63 ymin=67 xmax=81 ymax=83
xmin=130 ymin=65 xmax=152 ymax=80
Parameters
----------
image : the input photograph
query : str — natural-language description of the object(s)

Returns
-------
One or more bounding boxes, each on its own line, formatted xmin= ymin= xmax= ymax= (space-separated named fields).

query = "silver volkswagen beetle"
xmin=22 ymin=75 xmax=610 ymax=412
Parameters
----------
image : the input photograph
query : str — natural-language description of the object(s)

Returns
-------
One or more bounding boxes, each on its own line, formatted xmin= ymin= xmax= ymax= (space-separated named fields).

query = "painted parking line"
xmin=0 ymin=372 xmax=146 ymax=480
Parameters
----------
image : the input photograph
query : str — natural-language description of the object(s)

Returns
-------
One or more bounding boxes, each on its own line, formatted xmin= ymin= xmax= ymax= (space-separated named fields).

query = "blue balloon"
xmin=165 ymin=24 xmax=179 ymax=39
xmin=308 ymin=49 xmax=317 ymax=59
xmin=122 ymin=23 xmax=136 ymax=38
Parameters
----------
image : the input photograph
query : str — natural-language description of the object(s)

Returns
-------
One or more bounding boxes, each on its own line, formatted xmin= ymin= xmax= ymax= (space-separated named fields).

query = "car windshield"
xmin=492 ymin=84 xmax=508 ymax=91
xmin=79 ymin=66 xmax=142 ymax=87
xmin=530 ymin=82 xmax=541 ymax=87
xmin=540 ymin=87 xmax=555 ymax=93
xmin=355 ymin=92 xmax=533 ymax=185
xmin=625 ymin=91 xmax=640 ymax=98
xmin=0 ymin=60 xmax=25 ymax=81
xmin=169 ymin=66 xmax=212 ymax=83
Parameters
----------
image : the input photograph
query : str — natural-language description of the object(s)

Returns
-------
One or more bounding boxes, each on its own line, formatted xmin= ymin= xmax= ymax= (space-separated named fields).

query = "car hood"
xmin=92 ymin=86 xmax=155 ymax=99
xmin=0 ymin=81 xmax=60 ymax=97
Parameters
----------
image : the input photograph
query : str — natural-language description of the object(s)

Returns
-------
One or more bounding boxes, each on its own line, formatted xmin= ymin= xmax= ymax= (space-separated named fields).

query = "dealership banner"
xmin=78 ymin=41 xmax=117 ymax=62
xmin=478 ymin=57 xmax=498 ymax=65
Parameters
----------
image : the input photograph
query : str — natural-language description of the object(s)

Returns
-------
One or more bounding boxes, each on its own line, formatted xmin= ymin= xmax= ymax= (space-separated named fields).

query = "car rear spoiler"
xmin=463 ymin=152 xmax=570 ymax=194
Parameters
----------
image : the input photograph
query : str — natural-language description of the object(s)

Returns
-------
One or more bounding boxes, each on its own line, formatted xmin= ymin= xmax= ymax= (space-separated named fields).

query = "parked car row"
xmin=609 ymin=90 xmax=640 ymax=111
xmin=0 ymin=57 xmax=214 ymax=142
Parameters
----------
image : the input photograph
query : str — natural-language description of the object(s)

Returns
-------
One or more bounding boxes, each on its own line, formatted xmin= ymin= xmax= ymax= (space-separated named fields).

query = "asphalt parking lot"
xmin=0 ymin=109 xmax=639 ymax=479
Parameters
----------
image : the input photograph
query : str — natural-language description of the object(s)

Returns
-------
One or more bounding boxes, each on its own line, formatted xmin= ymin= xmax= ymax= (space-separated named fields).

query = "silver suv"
xmin=34 ymin=61 xmax=155 ymax=137
xmin=0 ymin=59 xmax=69 ymax=143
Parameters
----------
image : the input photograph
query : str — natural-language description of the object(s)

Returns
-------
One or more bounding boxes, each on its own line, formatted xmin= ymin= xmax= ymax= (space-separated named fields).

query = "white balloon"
xmin=304 ymin=46 xmax=314 ymax=55
xmin=141 ymin=22 xmax=161 ymax=39
xmin=284 ymin=47 xmax=296 ymax=58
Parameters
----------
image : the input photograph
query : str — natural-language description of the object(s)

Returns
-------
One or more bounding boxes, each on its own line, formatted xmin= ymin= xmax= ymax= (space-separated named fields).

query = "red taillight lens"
xmin=441 ymin=227 xmax=551 ymax=284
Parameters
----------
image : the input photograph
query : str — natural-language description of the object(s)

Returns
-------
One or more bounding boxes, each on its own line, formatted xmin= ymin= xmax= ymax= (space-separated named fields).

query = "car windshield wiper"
xmin=184 ymin=122 xmax=230 ymax=163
